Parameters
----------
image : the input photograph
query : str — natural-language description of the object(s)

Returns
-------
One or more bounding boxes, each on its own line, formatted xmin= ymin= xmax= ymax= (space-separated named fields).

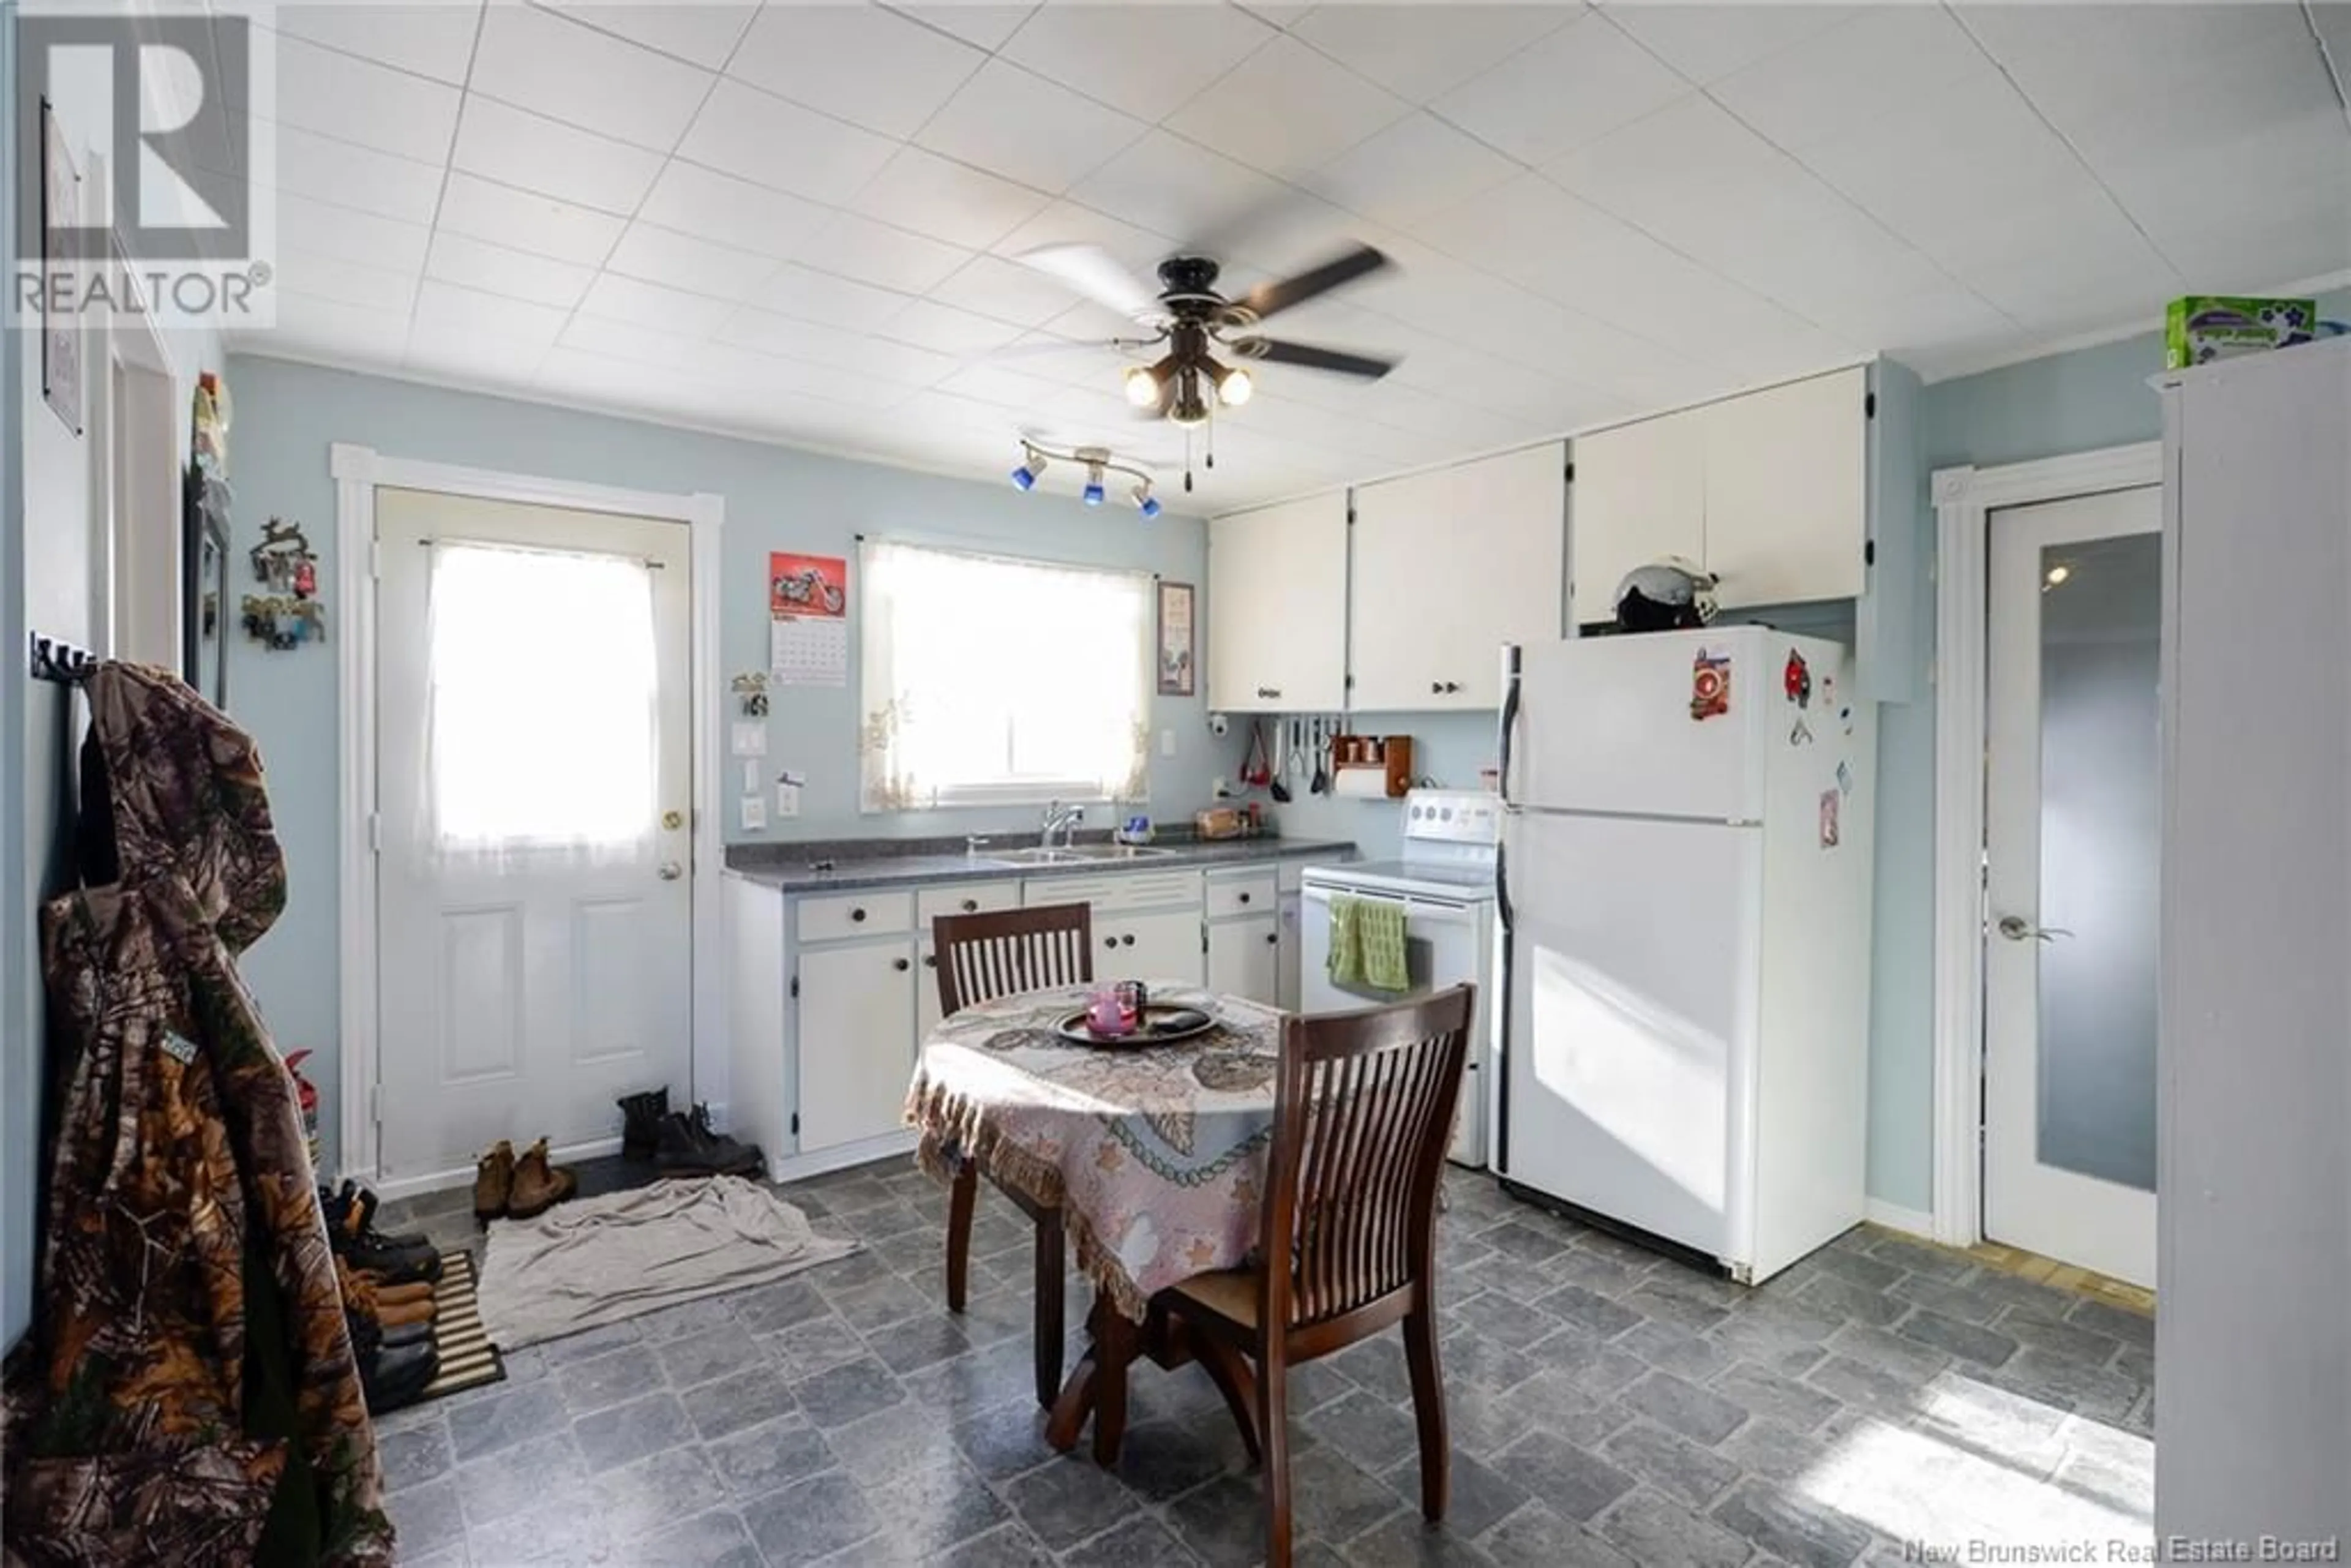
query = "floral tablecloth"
xmin=906 ymin=983 xmax=1283 ymax=1321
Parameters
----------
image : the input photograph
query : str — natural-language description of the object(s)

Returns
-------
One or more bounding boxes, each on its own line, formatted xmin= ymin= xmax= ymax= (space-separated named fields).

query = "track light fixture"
xmin=1009 ymin=441 xmax=1163 ymax=518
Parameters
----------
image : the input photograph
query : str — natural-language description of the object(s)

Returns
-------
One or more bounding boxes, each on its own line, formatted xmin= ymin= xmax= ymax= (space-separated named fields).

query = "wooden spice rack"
xmin=1332 ymin=734 xmax=1413 ymax=799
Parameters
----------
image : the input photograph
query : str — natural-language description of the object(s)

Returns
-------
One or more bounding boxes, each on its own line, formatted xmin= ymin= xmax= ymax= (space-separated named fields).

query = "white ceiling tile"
xmin=915 ymin=59 xmax=1152 ymax=193
xmin=271 ymin=125 xmax=445 ymax=226
xmin=263 ymin=34 xmax=462 ymax=165
xmin=1302 ymin=112 xmax=1520 ymax=228
xmin=1041 ymin=300 xmax=1150 ymax=349
xmin=412 ymin=279 xmax=574 ymax=352
xmin=851 ymin=148 xmax=1055 ymax=252
xmin=1595 ymin=2 xmax=1862 ymax=86
xmin=1433 ymin=11 xmax=1690 ymax=163
xmin=933 ymin=359 xmax=1068 ymax=410
xmin=1710 ymin=6 xmax=1991 ymax=151
xmin=728 ymin=2 xmax=988 ymax=138
xmin=539 ymin=346 xmax=708 ymax=408
xmin=880 ymin=299 xmax=1029 ymax=356
xmin=606 ymin=223 xmax=779 ymax=299
xmin=638 ymin=162 xmax=833 ymax=260
xmin=887 ymin=3 xmax=1040 ymax=52
xmin=437 ymin=173 xmax=629 ymax=267
xmin=272 ymin=4 xmax=482 ymax=85
xmin=2153 ymin=204 xmax=2351 ymax=298
xmin=1291 ymin=4 xmax=1574 ymax=104
xmin=262 ymin=289 xmax=414 ymax=362
xmin=273 ymin=245 xmax=419 ymax=314
xmin=1163 ymin=36 xmax=1410 ymax=180
xmin=280 ymin=190 xmax=431 ymax=273
xmin=426 ymin=231 xmax=596 ymax=309
xmin=1954 ymin=2 xmax=2312 ymax=131
xmin=678 ymin=80 xmax=901 ymax=206
xmin=557 ymin=312 xmax=697 ymax=369
xmin=452 ymin=97 xmax=667 ymax=215
xmin=579 ymin=272 xmax=738 ymax=336
xmin=405 ymin=326 xmax=552 ymax=388
xmin=795 ymin=214 xmax=975 ymax=294
xmin=926 ymin=253 xmax=1087 ymax=328
xmin=1002 ymin=3 xmax=1277 ymax=122
xmin=1067 ymin=131 xmax=1283 ymax=248
xmin=751 ymin=264 xmax=918 ymax=332
xmin=991 ymin=200 xmax=1176 ymax=277
xmin=727 ymin=308 xmax=960 ymax=386
xmin=471 ymin=4 xmax=714 ymax=151
xmin=534 ymin=2 xmax=758 ymax=69
xmin=2053 ymin=24 xmax=2345 ymax=175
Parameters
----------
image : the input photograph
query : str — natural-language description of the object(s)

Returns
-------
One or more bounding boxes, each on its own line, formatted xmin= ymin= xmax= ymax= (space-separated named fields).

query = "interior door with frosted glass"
xmin=1984 ymin=487 xmax=2160 ymax=1285
xmin=375 ymin=489 xmax=693 ymax=1185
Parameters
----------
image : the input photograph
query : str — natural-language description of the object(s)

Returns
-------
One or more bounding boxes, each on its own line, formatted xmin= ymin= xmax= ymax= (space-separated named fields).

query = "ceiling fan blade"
xmin=1014 ymin=244 xmax=1160 ymax=321
xmin=1232 ymin=338 xmax=1397 ymax=380
xmin=1235 ymin=244 xmax=1390 ymax=321
xmin=971 ymin=334 xmax=1156 ymax=365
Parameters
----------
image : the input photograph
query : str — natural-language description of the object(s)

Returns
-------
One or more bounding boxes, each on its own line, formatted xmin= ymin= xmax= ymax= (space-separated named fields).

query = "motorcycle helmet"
xmin=1613 ymin=557 xmax=1720 ymax=632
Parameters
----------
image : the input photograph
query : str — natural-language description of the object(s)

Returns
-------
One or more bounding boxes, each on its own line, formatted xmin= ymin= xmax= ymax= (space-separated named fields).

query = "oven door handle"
xmin=1302 ymin=885 xmax=1480 ymax=923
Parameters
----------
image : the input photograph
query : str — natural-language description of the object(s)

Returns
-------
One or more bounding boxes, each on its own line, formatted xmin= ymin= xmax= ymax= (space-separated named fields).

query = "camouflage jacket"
xmin=4 ymin=664 xmax=392 ymax=1566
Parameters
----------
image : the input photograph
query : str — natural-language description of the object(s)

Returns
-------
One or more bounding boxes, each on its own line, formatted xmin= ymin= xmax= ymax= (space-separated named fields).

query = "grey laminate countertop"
xmin=723 ymin=836 xmax=1355 ymax=895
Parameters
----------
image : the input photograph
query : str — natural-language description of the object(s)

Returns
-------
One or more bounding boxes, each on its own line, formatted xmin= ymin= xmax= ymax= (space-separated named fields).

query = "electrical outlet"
xmin=1158 ymin=728 xmax=1177 ymax=758
xmin=1212 ymin=778 xmax=1235 ymax=798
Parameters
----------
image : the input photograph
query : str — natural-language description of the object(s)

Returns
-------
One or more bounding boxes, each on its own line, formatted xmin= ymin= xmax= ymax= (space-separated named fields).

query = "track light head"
xmin=1132 ymin=483 xmax=1160 ymax=519
xmin=1010 ymin=448 xmax=1044 ymax=490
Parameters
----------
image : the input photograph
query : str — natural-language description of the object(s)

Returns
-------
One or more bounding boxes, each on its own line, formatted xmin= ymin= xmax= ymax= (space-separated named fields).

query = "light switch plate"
xmin=1159 ymin=728 xmax=1177 ymax=758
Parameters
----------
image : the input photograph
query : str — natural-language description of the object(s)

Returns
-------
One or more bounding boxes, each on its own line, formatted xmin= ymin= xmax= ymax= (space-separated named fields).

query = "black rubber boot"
xmin=618 ymin=1089 xmax=670 ymax=1161
xmin=321 ymin=1186 xmax=443 ymax=1285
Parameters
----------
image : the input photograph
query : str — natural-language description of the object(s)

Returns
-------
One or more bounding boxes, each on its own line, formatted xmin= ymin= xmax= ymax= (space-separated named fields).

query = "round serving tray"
xmin=1054 ymin=1003 xmax=1217 ymax=1048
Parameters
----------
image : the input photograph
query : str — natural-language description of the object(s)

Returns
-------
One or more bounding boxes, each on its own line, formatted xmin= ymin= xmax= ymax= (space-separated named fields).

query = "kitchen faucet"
xmin=1040 ymin=800 xmax=1085 ymax=849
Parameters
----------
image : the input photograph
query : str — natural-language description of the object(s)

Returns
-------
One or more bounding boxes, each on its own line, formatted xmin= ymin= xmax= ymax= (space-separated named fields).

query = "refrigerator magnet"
xmin=1835 ymin=760 xmax=1854 ymax=797
xmin=1690 ymin=648 xmax=1731 ymax=721
xmin=1819 ymin=789 xmax=1840 ymax=849
xmin=1783 ymin=650 xmax=1812 ymax=708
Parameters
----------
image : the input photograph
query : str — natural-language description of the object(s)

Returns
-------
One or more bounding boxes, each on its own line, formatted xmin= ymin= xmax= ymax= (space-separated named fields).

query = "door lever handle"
xmin=1995 ymin=915 xmax=2071 ymax=942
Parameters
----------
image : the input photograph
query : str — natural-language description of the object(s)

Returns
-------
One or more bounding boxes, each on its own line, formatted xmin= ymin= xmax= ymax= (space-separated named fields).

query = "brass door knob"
xmin=662 ymin=809 xmax=684 ymax=831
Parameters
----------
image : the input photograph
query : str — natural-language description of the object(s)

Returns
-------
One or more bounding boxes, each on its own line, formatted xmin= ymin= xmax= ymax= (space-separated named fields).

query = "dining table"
xmin=906 ymin=981 xmax=1284 ymax=1465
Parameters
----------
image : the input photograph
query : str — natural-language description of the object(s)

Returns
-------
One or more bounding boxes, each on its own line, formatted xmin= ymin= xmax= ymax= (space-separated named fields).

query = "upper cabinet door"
xmin=1701 ymin=366 xmax=1869 ymax=609
xmin=1207 ymin=492 xmax=1348 ymax=712
xmin=1570 ymin=411 xmax=1706 ymax=628
xmin=1352 ymin=444 xmax=1566 ymax=710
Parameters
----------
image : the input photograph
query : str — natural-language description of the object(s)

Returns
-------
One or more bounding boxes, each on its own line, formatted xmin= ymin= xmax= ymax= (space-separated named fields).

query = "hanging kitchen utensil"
xmin=1309 ymin=716 xmax=1331 ymax=796
xmin=1243 ymin=721 xmax=1272 ymax=788
xmin=1269 ymin=717 xmax=1293 ymax=803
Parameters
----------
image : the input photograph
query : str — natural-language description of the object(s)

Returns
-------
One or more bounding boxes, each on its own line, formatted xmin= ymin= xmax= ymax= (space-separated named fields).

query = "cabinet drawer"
xmin=797 ymin=890 xmax=913 ymax=943
xmin=1205 ymin=869 xmax=1277 ymax=919
xmin=1026 ymin=870 xmax=1204 ymax=913
xmin=917 ymin=880 xmax=1022 ymax=927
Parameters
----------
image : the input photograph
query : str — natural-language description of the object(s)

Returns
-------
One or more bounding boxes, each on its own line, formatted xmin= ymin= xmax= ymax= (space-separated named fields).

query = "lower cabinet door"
xmin=1113 ymin=908 xmax=1205 ymax=989
xmin=797 ymin=939 xmax=917 ymax=1152
xmin=1207 ymin=914 xmax=1280 ymax=1005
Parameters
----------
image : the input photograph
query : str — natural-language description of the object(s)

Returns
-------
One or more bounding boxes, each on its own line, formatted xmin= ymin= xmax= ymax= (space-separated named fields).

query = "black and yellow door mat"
xmin=411 ymin=1250 xmax=506 ymax=1406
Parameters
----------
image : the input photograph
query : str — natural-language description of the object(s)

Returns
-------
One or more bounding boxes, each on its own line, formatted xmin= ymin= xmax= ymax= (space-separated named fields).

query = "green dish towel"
xmin=1327 ymin=896 xmax=1411 ymax=992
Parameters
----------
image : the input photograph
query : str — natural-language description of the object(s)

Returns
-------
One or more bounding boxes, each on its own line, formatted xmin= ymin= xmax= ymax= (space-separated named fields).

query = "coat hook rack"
xmin=28 ymin=631 xmax=100 ymax=683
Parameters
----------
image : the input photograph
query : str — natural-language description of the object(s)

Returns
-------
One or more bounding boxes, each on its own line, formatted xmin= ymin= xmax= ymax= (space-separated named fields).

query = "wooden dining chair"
xmin=1150 ymin=983 xmax=1474 ymax=1568
xmin=929 ymin=901 xmax=1095 ymax=1406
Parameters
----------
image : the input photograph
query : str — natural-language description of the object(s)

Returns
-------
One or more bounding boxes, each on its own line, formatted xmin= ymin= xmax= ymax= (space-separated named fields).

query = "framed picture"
xmin=40 ymin=100 xmax=83 ymax=437
xmin=1156 ymin=580 xmax=1195 ymax=697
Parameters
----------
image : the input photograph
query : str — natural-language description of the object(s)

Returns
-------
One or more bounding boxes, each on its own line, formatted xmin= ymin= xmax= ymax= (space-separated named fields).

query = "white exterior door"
xmin=375 ymin=489 xmax=694 ymax=1184
xmin=1984 ymin=486 xmax=2161 ymax=1286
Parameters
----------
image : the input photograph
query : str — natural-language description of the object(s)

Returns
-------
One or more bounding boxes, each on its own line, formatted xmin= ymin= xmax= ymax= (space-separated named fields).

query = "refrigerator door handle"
xmin=1496 ymin=643 xmax=1521 ymax=808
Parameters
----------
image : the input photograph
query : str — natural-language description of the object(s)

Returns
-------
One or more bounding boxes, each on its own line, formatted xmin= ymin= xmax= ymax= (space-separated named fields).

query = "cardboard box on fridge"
xmin=2165 ymin=296 xmax=2317 ymax=369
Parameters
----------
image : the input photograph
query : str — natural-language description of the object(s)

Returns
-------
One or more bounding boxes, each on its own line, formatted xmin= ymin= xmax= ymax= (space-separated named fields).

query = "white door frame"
xmin=331 ymin=444 xmax=724 ymax=1188
xmin=1929 ymin=441 xmax=2162 ymax=1251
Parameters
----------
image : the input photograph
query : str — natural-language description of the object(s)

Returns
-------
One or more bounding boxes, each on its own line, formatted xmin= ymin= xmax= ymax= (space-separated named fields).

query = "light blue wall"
xmin=1264 ymin=710 xmax=1498 ymax=857
xmin=1855 ymin=292 xmax=2351 ymax=1216
xmin=219 ymin=356 xmax=1220 ymax=1171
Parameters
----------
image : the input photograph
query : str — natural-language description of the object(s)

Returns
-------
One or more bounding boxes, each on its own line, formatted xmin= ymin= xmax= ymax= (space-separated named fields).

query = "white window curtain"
xmin=420 ymin=542 xmax=659 ymax=862
xmin=860 ymin=539 xmax=1152 ymax=811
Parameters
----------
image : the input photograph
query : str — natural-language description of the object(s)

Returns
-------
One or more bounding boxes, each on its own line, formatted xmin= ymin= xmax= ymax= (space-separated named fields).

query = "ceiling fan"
xmin=1016 ymin=242 xmax=1400 ymax=426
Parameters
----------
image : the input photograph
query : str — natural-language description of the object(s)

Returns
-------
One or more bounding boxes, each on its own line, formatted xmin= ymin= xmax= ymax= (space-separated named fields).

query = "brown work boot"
xmin=337 ymin=1258 xmax=437 ymax=1330
xmin=474 ymin=1139 xmax=516 ymax=1221
xmin=508 ymin=1138 xmax=577 ymax=1220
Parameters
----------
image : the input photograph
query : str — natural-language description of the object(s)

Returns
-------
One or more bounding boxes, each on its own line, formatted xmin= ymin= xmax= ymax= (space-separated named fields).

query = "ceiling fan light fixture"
xmin=1213 ymin=361 xmax=1253 ymax=407
xmin=1123 ymin=365 xmax=1162 ymax=408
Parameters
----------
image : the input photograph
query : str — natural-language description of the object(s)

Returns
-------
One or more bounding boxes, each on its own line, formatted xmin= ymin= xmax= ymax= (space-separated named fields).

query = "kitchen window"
xmin=859 ymin=538 xmax=1152 ymax=811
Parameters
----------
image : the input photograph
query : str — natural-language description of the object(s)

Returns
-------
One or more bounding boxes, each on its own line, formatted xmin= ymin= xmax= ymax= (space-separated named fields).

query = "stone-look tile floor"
xmin=372 ymin=1162 xmax=2153 ymax=1566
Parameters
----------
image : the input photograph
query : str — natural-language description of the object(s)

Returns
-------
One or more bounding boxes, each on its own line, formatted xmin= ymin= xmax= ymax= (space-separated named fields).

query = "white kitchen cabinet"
xmin=1570 ymin=409 xmax=1706 ymax=628
xmin=1351 ymin=444 xmax=1566 ymax=710
xmin=1100 ymin=907 xmax=1206 ymax=988
xmin=1701 ymin=366 xmax=1867 ymax=609
xmin=795 ymin=938 xmax=918 ymax=1153
xmin=1569 ymin=366 xmax=1870 ymax=625
xmin=917 ymin=938 xmax=944 ymax=1045
xmin=1207 ymin=912 xmax=1280 ymax=1005
xmin=1207 ymin=491 xmax=1348 ymax=712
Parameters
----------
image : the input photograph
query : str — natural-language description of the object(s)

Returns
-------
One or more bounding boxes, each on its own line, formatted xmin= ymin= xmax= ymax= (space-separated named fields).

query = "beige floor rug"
xmin=478 ymin=1176 xmax=860 ymax=1349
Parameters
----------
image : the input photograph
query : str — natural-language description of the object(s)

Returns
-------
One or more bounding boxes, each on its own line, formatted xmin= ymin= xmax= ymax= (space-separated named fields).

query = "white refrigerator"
xmin=1495 ymin=626 xmax=1876 ymax=1284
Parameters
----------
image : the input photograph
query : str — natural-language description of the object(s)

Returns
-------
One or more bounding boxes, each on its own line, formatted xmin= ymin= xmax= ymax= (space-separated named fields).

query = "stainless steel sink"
xmin=989 ymin=844 xmax=1176 ymax=865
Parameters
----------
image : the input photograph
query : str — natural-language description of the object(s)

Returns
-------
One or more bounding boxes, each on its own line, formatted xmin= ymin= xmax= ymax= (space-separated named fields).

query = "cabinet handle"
xmin=960 ymin=898 xmax=978 ymax=912
xmin=892 ymin=956 xmax=910 ymax=972
xmin=923 ymin=955 xmax=937 ymax=968
xmin=1265 ymin=932 xmax=1279 ymax=945
xmin=1104 ymin=937 xmax=1118 ymax=950
xmin=1431 ymin=680 xmax=1445 ymax=695
xmin=850 ymin=907 xmax=867 ymax=923
xmin=1256 ymin=686 xmax=1281 ymax=699
xmin=1122 ymin=934 xmax=1136 ymax=947
xmin=1237 ymin=891 xmax=1251 ymax=905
